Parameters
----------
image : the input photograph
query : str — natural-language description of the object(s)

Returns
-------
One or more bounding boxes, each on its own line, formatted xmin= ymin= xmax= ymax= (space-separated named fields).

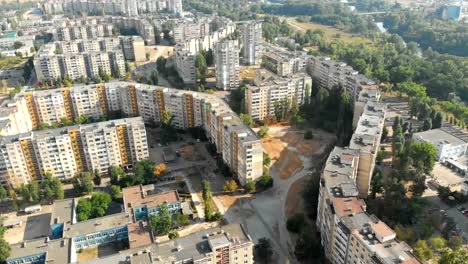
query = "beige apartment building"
xmin=262 ymin=43 xmax=308 ymax=77
xmin=1 ymin=82 xmax=263 ymax=187
xmin=317 ymin=147 xmax=421 ymax=264
xmin=0 ymin=117 xmax=148 ymax=188
xmin=245 ymin=70 xmax=312 ymax=121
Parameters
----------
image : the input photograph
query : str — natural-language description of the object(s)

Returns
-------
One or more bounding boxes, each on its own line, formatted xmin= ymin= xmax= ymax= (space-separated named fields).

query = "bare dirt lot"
xmin=178 ymin=145 xmax=205 ymax=161
xmin=262 ymin=125 xmax=325 ymax=179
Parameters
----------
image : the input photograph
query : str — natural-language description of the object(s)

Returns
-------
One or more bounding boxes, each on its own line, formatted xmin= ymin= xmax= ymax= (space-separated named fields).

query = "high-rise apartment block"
xmin=1 ymin=82 xmax=263 ymax=187
xmin=174 ymin=17 xmax=236 ymax=85
xmin=307 ymin=56 xmax=375 ymax=103
xmin=34 ymin=36 xmax=146 ymax=81
xmin=0 ymin=117 xmax=148 ymax=188
xmin=54 ymin=17 xmax=156 ymax=45
xmin=43 ymin=0 xmax=183 ymax=17
xmin=241 ymin=21 xmax=263 ymax=65
xmin=262 ymin=43 xmax=308 ymax=77
xmin=315 ymin=85 xmax=416 ymax=263
xmin=215 ymin=40 xmax=240 ymax=90
xmin=246 ymin=70 xmax=312 ymax=121
xmin=174 ymin=44 xmax=196 ymax=84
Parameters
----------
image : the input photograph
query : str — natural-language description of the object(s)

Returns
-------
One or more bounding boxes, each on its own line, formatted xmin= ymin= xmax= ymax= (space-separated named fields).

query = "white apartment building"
xmin=174 ymin=44 xmax=196 ymax=84
xmin=32 ymin=90 xmax=70 ymax=125
xmin=0 ymin=96 xmax=33 ymax=136
xmin=241 ymin=21 xmax=263 ymax=65
xmin=245 ymin=71 xmax=312 ymax=121
xmin=0 ymin=117 xmax=148 ymax=187
xmin=43 ymin=0 xmax=183 ymax=16
xmin=215 ymin=40 xmax=240 ymax=90
xmin=173 ymin=20 xmax=210 ymax=43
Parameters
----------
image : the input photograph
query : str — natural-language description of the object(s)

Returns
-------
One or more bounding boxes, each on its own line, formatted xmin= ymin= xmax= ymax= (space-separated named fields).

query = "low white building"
xmin=412 ymin=128 xmax=468 ymax=161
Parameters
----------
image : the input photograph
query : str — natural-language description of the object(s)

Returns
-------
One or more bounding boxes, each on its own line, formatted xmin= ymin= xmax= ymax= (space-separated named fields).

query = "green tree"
xmin=195 ymin=52 xmax=207 ymax=84
xmin=240 ymin=113 xmax=254 ymax=127
xmin=72 ymin=172 xmax=94 ymax=195
xmin=109 ymin=166 xmax=126 ymax=184
xmin=414 ymin=240 xmax=434 ymax=261
xmin=430 ymin=236 xmax=447 ymax=251
xmin=410 ymin=142 xmax=436 ymax=174
xmin=41 ymin=174 xmax=64 ymax=202
xmin=254 ymin=238 xmax=273 ymax=263
xmin=168 ymin=231 xmax=179 ymax=239
xmin=110 ymin=185 xmax=122 ymax=200
xmin=156 ymin=56 xmax=167 ymax=76
xmin=223 ymin=180 xmax=238 ymax=192
xmin=257 ymin=125 xmax=269 ymax=138
xmin=19 ymin=182 xmax=40 ymax=204
xmin=263 ymin=152 xmax=271 ymax=167
xmin=76 ymin=198 xmax=92 ymax=221
xmin=370 ymin=169 xmax=384 ymax=199
xmin=175 ymin=213 xmax=189 ymax=226
xmin=447 ymin=236 xmax=463 ymax=250
xmin=439 ymin=248 xmax=468 ymax=264
xmin=0 ymin=238 xmax=11 ymax=261
xmin=245 ymin=181 xmax=256 ymax=193
xmin=0 ymin=186 xmax=7 ymax=203
xmin=149 ymin=203 xmax=173 ymax=236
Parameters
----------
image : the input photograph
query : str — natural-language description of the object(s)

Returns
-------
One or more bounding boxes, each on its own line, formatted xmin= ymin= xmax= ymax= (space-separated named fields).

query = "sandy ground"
xmin=223 ymin=125 xmax=336 ymax=263
xmin=178 ymin=145 xmax=205 ymax=161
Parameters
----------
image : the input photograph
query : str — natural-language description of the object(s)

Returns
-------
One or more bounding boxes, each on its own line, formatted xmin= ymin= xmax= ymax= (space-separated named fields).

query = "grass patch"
xmin=285 ymin=17 xmax=372 ymax=45
xmin=0 ymin=56 xmax=25 ymax=70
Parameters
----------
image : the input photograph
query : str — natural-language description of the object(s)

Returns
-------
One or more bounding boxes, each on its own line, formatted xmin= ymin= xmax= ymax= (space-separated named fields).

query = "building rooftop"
xmin=332 ymin=197 xmax=366 ymax=218
xmin=8 ymin=237 xmax=70 ymax=264
xmin=322 ymin=147 xmax=360 ymax=198
xmin=124 ymin=224 xmax=252 ymax=263
xmin=127 ymin=221 xmax=153 ymax=249
xmin=413 ymin=128 xmax=467 ymax=147
xmin=64 ymin=212 xmax=130 ymax=238
xmin=50 ymin=199 xmax=74 ymax=225
xmin=122 ymin=184 xmax=180 ymax=211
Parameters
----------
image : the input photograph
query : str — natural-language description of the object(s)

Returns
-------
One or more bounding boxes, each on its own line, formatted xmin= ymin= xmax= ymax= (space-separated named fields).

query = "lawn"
xmin=285 ymin=17 xmax=372 ymax=46
xmin=0 ymin=56 xmax=25 ymax=70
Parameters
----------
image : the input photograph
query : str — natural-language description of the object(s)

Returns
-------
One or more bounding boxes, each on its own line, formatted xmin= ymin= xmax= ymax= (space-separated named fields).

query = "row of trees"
xmin=6 ymin=174 xmax=65 ymax=207
xmin=109 ymin=160 xmax=167 ymax=189
xmin=202 ymin=180 xmax=222 ymax=221
xmin=75 ymin=192 xmax=112 ymax=222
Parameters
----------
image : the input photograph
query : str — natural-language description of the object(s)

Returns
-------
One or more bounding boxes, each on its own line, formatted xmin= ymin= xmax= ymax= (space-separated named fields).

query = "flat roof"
xmin=322 ymin=147 xmax=360 ymax=198
xmin=64 ymin=212 xmax=130 ymax=238
xmin=8 ymin=238 xmax=70 ymax=264
xmin=50 ymin=199 xmax=74 ymax=225
xmin=127 ymin=222 xmax=153 ymax=249
xmin=414 ymin=128 xmax=467 ymax=147
xmin=123 ymin=185 xmax=179 ymax=210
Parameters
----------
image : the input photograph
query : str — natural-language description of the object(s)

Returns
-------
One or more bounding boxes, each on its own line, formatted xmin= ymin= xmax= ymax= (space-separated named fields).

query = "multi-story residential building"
xmin=0 ymin=96 xmax=33 ymax=136
xmin=0 ymin=35 xmax=35 ymax=57
xmin=215 ymin=40 xmax=240 ymax=90
xmin=120 ymin=36 xmax=146 ymax=62
xmin=54 ymin=23 xmax=114 ymax=41
xmin=307 ymin=56 xmax=375 ymax=103
xmin=262 ymin=43 xmax=308 ymax=77
xmin=241 ymin=21 xmax=263 ymax=65
xmin=0 ymin=117 xmax=148 ymax=187
xmin=317 ymin=147 xmax=421 ymax=264
xmin=349 ymin=101 xmax=386 ymax=198
xmin=174 ymin=44 xmax=196 ymax=84
xmin=245 ymin=70 xmax=312 ymax=121
xmin=34 ymin=37 xmax=134 ymax=81
xmin=0 ymin=82 xmax=263 ymax=187
xmin=173 ymin=20 xmax=210 ymax=43
xmin=43 ymin=0 xmax=183 ymax=17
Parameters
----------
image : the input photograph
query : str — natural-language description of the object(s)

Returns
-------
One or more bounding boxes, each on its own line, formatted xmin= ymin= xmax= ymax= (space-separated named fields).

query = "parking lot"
xmin=431 ymin=163 xmax=465 ymax=191
xmin=448 ymin=205 xmax=468 ymax=241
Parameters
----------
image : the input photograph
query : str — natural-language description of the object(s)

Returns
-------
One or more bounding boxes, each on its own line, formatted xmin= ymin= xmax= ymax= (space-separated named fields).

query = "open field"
xmin=272 ymin=148 xmax=303 ymax=179
xmin=285 ymin=17 xmax=372 ymax=46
